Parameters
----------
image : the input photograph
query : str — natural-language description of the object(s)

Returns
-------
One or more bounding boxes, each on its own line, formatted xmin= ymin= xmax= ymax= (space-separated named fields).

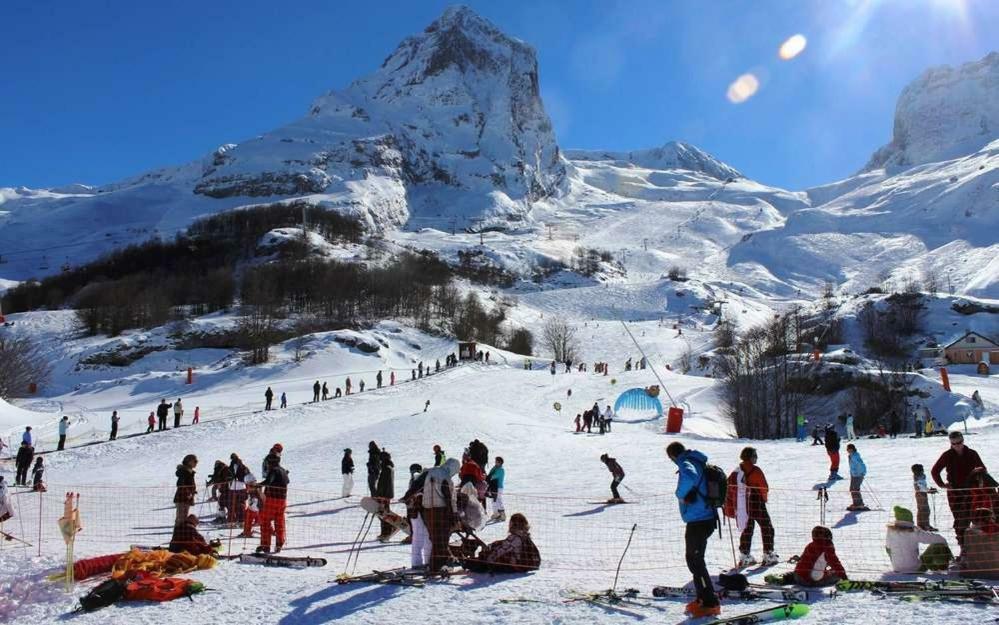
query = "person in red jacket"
xmin=725 ymin=447 xmax=778 ymax=566
xmin=772 ymin=526 xmax=846 ymax=586
xmin=459 ymin=454 xmax=487 ymax=508
xmin=931 ymin=431 xmax=987 ymax=552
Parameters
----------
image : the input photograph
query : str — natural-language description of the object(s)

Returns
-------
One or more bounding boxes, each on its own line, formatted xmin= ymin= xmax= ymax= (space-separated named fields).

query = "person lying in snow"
xmin=169 ymin=514 xmax=219 ymax=557
xmin=462 ymin=513 xmax=540 ymax=574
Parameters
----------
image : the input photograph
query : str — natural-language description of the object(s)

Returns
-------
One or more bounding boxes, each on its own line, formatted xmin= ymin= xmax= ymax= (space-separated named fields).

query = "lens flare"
xmin=726 ymin=73 xmax=759 ymax=104
xmin=778 ymin=34 xmax=807 ymax=60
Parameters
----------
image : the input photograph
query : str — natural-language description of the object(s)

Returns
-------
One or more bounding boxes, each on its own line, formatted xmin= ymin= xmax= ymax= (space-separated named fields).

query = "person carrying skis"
xmin=600 ymin=453 xmax=625 ymax=503
xmin=15 ymin=441 xmax=34 ymax=486
xmin=824 ymin=424 xmax=842 ymax=480
xmin=433 ymin=444 xmax=445 ymax=467
xmin=257 ymin=453 xmax=289 ymax=554
xmin=884 ymin=506 xmax=947 ymax=573
xmin=418 ymin=457 xmax=460 ymax=572
xmin=174 ymin=454 xmax=198 ymax=525
xmin=157 ymin=399 xmax=172 ymax=431
xmin=313 ymin=380 xmax=321 ymax=403
xmin=366 ymin=441 xmax=381 ymax=496
xmin=173 ymin=399 xmax=184 ymax=428
xmin=340 ymin=448 xmax=354 ymax=497
xmin=846 ymin=444 xmax=868 ymax=511
xmin=57 ymin=416 xmax=70 ymax=451
xmin=665 ymin=441 xmax=720 ymax=617
xmin=169 ymin=514 xmax=218 ymax=557
xmin=726 ymin=447 xmax=778 ymax=567
xmin=912 ymin=464 xmax=938 ymax=531
xmin=147 ymin=411 xmax=155 ymax=433
xmin=487 ymin=457 xmax=506 ymax=523
xmin=264 ymin=387 xmax=274 ymax=410
xmin=931 ymin=430 xmax=987 ymax=553
xmin=31 ymin=457 xmax=46 ymax=492
xmin=110 ymin=411 xmax=119 ymax=441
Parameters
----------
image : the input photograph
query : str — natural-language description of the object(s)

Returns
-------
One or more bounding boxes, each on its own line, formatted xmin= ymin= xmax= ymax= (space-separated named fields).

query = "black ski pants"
xmin=738 ymin=495 xmax=775 ymax=554
xmin=57 ymin=435 xmax=66 ymax=451
xmin=685 ymin=519 xmax=719 ymax=607
xmin=610 ymin=476 xmax=623 ymax=499
xmin=16 ymin=462 xmax=29 ymax=486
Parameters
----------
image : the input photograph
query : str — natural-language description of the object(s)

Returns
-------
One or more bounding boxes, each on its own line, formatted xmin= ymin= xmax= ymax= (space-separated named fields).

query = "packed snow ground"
xmin=1 ymin=350 xmax=997 ymax=624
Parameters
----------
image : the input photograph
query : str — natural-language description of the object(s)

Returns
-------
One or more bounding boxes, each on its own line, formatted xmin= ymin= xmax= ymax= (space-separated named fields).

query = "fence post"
xmin=38 ymin=490 xmax=43 ymax=557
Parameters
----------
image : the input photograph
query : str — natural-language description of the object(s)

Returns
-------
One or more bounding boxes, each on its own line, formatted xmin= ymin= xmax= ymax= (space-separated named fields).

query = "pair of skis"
xmin=559 ymin=591 xmax=809 ymax=624
xmin=334 ymin=566 xmax=463 ymax=587
xmin=836 ymin=578 xmax=990 ymax=593
xmin=652 ymin=585 xmax=808 ymax=602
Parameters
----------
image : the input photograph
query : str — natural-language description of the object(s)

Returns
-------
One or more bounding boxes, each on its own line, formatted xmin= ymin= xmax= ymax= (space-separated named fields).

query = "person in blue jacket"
xmin=666 ymin=441 xmax=720 ymax=618
xmin=846 ymin=444 xmax=868 ymax=511
xmin=488 ymin=456 xmax=506 ymax=522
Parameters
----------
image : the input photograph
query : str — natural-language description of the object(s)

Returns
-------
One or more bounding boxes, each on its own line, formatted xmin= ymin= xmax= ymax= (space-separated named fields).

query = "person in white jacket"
xmin=885 ymin=506 xmax=947 ymax=573
xmin=602 ymin=405 xmax=614 ymax=432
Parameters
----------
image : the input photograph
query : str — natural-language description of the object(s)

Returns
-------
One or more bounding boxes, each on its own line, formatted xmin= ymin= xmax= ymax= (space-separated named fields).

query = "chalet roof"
xmin=943 ymin=331 xmax=999 ymax=350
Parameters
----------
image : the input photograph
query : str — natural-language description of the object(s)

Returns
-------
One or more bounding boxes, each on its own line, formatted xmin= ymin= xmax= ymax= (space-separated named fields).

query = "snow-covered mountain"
xmin=565 ymin=141 xmax=742 ymax=181
xmin=864 ymin=52 xmax=999 ymax=172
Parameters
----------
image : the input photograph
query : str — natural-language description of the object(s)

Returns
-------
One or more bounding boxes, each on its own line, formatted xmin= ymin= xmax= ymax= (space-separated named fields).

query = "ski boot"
xmin=762 ymin=551 xmax=780 ymax=566
xmin=608 ymin=497 xmax=625 ymax=504
xmin=737 ymin=552 xmax=757 ymax=567
xmin=273 ymin=543 xmax=283 ymax=554
xmin=255 ymin=545 xmax=270 ymax=554
xmin=490 ymin=510 xmax=506 ymax=522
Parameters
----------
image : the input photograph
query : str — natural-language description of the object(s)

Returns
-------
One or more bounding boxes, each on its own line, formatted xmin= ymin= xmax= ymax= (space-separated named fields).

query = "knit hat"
xmin=891 ymin=505 xmax=914 ymax=528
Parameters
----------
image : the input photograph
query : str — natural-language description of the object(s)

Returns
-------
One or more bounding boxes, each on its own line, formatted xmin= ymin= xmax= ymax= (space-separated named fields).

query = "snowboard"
xmin=359 ymin=496 xmax=411 ymax=537
xmin=710 ymin=603 xmax=809 ymax=625
xmin=238 ymin=553 xmax=327 ymax=568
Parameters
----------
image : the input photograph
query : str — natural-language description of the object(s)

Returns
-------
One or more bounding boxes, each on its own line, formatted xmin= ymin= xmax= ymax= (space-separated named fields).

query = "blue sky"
xmin=2 ymin=0 xmax=997 ymax=190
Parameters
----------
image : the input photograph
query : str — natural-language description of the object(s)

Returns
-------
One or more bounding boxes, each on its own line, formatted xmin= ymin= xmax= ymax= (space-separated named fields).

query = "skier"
xmin=845 ymin=413 xmax=856 ymax=440
xmin=727 ymin=447 xmax=778 ymax=567
xmin=109 ymin=410 xmax=119 ymax=441
xmin=374 ymin=450 xmax=396 ymax=542
xmin=376 ymin=370 xmax=383 ymax=389
xmin=341 ymin=448 xmax=354 ymax=497
xmin=911 ymin=463 xmax=938 ymax=531
xmin=931 ymin=431 xmax=987 ymax=553
xmin=433 ymin=444 xmax=445 ymax=467
xmin=600 ymin=453 xmax=625 ymax=503
xmin=487 ymin=456 xmax=506 ymax=522
xmin=796 ymin=414 xmax=807 ymax=442
xmin=322 ymin=382 xmax=329 ymax=400
xmin=264 ymin=387 xmax=274 ymax=410
xmin=825 ymin=424 xmax=842 ymax=480
xmin=173 ymin=398 xmax=184 ymax=428
xmin=57 ymin=415 xmax=69 ymax=450
xmin=603 ymin=405 xmax=614 ymax=432
xmin=435 ymin=360 xmax=440 ymax=373
xmin=665 ymin=441 xmax=720 ymax=617
xmin=915 ymin=404 xmax=924 ymax=438
xmin=412 ymin=369 xmax=416 ymax=381
xmin=157 ymin=399 xmax=172 ymax=431
xmin=846 ymin=444 xmax=868 ymax=511
xmin=147 ymin=412 xmax=155 ymax=433
xmin=313 ymin=380 xmax=321 ymax=403
xmin=419 ymin=457 xmax=460 ymax=572
xmin=261 ymin=443 xmax=283 ymax=481
xmin=459 ymin=453 xmax=487 ymax=510
xmin=208 ymin=460 xmax=231 ymax=521
xmin=884 ymin=506 xmax=947 ymax=573
xmin=485 ymin=351 xmax=490 ymax=364
xmin=257 ymin=453 xmax=289 ymax=554
xmin=174 ymin=454 xmax=198 ymax=525
xmin=15 ymin=442 xmax=33 ymax=486
xmin=280 ymin=392 xmax=287 ymax=409
xmin=192 ymin=406 xmax=200 ymax=425
xmin=31 ymin=457 xmax=46 ymax=492
xmin=366 ymin=441 xmax=381 ymax=496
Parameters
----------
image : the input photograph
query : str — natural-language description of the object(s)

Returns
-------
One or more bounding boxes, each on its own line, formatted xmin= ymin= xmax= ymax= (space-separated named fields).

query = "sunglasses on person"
xmin=950 ymin=437 xmax=964 ymax=446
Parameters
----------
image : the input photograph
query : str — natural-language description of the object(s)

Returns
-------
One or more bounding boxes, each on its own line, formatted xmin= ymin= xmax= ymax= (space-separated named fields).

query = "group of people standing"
xmin=574 ymin=402 xmax=614 ymax=434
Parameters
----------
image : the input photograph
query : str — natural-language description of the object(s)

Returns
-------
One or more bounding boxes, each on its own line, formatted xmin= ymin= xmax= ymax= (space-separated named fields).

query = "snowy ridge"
xmin=566 ymin=141 xmax=742 ymax=181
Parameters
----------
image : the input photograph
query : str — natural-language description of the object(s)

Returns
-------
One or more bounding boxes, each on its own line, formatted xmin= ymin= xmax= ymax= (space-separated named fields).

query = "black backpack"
xmin=694 ymin=458 xmax=728 ymax=510
xmin=79 ymin=577 xmax=125 ymax=612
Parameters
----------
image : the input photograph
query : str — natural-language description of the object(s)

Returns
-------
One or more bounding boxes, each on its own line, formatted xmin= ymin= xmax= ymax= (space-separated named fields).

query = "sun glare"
xmin=726 ymin=73 xmax=760 ymax=103
xmin=778 ymin=34 xmax=807 ymax=60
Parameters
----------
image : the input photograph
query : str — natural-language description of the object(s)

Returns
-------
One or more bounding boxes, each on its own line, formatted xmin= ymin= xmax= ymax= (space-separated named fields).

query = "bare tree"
xmin=541 ymin=317 xmax=579 ymax=362
xmin=0 ymin=335 xmax=52 ymax=398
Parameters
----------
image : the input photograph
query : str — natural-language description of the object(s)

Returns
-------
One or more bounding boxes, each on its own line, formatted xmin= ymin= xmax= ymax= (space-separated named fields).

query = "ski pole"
xmin=726 ymin=516 xmax=737 ymax=569
xmin=612 ymin=523 xmax=637 ymax=595
xmin=864 ymin=482 xmax=883 ymax=510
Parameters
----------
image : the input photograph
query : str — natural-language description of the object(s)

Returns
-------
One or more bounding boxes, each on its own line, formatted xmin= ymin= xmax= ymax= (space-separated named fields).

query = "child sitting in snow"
xmin=884 ymin=506 xmax=947 ymax=573
xmin=771 ymin=526 xmax=847 ymax=586
xmin=463 ymin=513 xmax=540 ymax=574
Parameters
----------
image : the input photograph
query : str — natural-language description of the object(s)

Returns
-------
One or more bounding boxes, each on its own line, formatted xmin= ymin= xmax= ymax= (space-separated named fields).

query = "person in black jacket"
xmin=264 ymin=387 xmax=274 ymax=411
xmin=174 ymin=454 xmax=198 ymax=524
xmin=15 ymin=442 xmax=34 ymax=486
xmin=366 ymin=441 xmax=381 ymax=496
xmin=313 ymin=380 xmax=321 ymax=403
xmin=825 ymin=425 xmax=842 ymax=481
xmin=157 ymin=399 xmax=172 ymax=431
xmin=257 ymin=453 xmax=289 ymax=554
xmin=341 ymin=448 xmax=354 ymax=497
xmin=375 ymin=450 xmax=396 ymax=541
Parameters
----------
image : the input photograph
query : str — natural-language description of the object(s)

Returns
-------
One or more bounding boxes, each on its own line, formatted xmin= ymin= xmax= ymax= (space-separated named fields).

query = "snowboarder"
xmin=173 ymin=398 xmax=184 ymax=428
xmin=313 ymin=380 xmax=321 ymax=403
xmin=846 ymin=444 xmax=868 ymax=511
xmin=825 ymin=424 xmax=842 ymax=480
xmin=280 ymin=392 xmax=287 ymax=409
xmin=845 ymin=414 xmax=855 ymax=440
xmin=665 ymin=441 xmax=720 ymax=617
xmin=257 ymin=453 xmax=289 ymax=554
xmin=15 ymin=442 xmax=33 ymax=486
xmin=147 ymin=411 xmax=155 ymax=433
xmin=157 ymin=399 xmax=172 ymax=431
xmin=174 ymin=454 xmax=198 ymax=525
xmin=487 ymin=456 xmax=506 ymax=522
xmin=727 ymin=447 xmax=778 ymax=567
xmin=600 ymin=453 xmax=625 ymax=503
xmin=419 ymin=457 xmax=460 ymax=572
xmin=912 ymin=463 xmax=938 ymax=531
xmin=341 ymin=448 xmax=354 ymax=497
xmin=376 ymin=370 xmax=383 ymax=388
xmin=57 ymin=415 xmax=69 ymax=451
xmin=433 ymin=444 xmax=445 ymax=467
xmin=31 ymin=457 xmax=46 ymax=492
xmin=931 ymin=431 xmax=987 ymax=553
xmin=366 ymin=441 xmax=381 ymax=496
xmin=374 ymin=450 xmax=396 ymax=541
xmin=109 ymin=411 xmax=119 ymax=441
xmin=264 ymin=387 xmax=274 ymax=410
xmin=884 ymin=506 xmax=947 ymax=573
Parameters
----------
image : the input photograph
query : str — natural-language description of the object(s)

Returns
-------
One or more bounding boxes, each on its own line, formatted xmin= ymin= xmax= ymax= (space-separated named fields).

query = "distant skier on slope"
xmin=341 ymin=448 xmax=354 ymax=497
